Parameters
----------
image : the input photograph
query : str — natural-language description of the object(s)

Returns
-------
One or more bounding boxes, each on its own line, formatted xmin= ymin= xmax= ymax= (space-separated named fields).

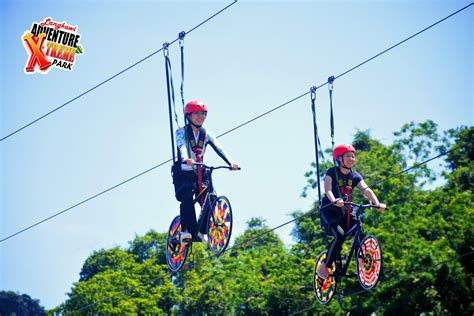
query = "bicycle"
xmin=313 ymin=202 xmax=384 ymax=304
xmin=166 ymin=163 xmax=240 ymax=272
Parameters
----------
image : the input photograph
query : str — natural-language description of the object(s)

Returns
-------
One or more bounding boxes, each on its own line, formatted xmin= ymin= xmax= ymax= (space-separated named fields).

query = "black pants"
xmin=320 ymin=205 xmax=358 ymax=267
xmin=172 ymin=167 xmax=208 ymax=237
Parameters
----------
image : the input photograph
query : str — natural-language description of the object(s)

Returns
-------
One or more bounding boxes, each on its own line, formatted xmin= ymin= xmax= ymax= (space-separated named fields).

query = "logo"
xmin=22 ymin=17 xmax=85 ymax=74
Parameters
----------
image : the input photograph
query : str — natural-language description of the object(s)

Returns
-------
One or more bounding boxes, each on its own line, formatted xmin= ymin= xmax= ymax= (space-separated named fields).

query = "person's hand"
xmin=184 ymin=159 xmax=195 ymax=167
xmin=230 ymin=163 xmax=239 ymax=171
xmin=376 ymin=203 xmax=386 ymax=212
xmin=334 ymin=198 xmax=344 ymax=208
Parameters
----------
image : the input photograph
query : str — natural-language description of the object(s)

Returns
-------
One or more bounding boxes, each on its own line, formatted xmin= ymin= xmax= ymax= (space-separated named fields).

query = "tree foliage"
xmin=0 ymin=291 xmax=46 ymax=316
xmin=54 ymin=122 xmax=473 ymax=315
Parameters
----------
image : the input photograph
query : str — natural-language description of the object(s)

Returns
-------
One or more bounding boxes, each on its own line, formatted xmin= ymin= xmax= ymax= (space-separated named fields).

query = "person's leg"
xmin=175 ymin=171 xmax=199 ymax=239
xmin=318 ymin=224 xmax=345 ymax=278
xmin=179 ymin=187 xmax=198 ymax=236
xmin=319 ymin=206 xmax=343 ymax=278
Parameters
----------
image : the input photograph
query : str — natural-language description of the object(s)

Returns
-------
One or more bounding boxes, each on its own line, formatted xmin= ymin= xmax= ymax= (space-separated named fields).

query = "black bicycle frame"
xmin=195 ymin=168 xmax=217 ymax=234
xmin=335 ymin=210 xmax=366 ymax=279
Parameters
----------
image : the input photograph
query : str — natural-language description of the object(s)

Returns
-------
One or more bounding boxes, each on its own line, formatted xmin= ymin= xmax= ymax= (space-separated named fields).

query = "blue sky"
xmin=1 ymin=0 xmax=472 ymax=310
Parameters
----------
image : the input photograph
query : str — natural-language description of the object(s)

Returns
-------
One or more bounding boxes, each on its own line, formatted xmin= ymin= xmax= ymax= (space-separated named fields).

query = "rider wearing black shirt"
xmin=318 ymin=144 xmax=386 ymax=279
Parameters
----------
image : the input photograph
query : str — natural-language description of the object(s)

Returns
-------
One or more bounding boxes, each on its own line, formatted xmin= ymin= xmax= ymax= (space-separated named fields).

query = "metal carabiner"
xmin=178 ymin=31 xmax=186 ymax=48
xmin=163 ymin=42 xmax=169 ymax=57
xmin=328 ymin=76 xmax=335 ymax=91
xmin=310 ymin=86 xmax=317 ymax=101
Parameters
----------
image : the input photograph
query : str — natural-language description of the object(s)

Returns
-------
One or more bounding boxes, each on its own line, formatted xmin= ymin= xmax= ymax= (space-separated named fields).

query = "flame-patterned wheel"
xmin=313 ymin=250 xmax=337 ymax=304
xmin=207 ymin=196 xmax=233 ymax=256
xmin=356 ymin=235 xmax=382 ymax=290
xmin=166 ymin=215 xmax=189 ymax=272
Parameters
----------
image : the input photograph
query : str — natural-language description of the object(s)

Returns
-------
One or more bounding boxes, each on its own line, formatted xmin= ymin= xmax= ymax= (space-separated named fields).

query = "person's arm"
xmin=357 ymin=180 xmax=386 ymax=211
xmin=324 ymin=175 xmax=343 ymax=207
xmin=176 ymin=128 xmax=193 ymax=166
xmin=207 ymin=132 xmax=239 ymax=170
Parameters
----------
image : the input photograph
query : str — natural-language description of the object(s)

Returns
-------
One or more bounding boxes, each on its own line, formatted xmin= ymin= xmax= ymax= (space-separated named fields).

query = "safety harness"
xmin=338 ymin=176 xmax=353 ymax=230
xmin=187 ymin=124 xmax=206 ymax=205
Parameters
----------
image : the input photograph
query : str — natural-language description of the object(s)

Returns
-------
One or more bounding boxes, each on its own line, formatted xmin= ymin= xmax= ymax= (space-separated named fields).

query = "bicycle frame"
xmin=335 ymin=219 xmax=364 ymax=280
xmin=193 ymin=164 xmax=233 ymax=236
xmin=314 ymin=202 xmax=384 ymax=304
xmin=333 ymin=205 xmax=370 ymax=280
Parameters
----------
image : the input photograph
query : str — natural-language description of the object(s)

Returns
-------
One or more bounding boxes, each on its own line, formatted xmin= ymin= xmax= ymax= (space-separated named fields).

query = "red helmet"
xmin=333 ymin=144 xmax=356 ymax=161
xmin=185 ymin=100 xmax=208 ymax=114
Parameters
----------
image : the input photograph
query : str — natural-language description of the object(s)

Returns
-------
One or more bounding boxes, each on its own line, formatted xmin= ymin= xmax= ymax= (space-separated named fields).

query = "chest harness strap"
xmin=187 ymin=125 xmax=206 ymax=205
xmin=338 ymin=178 xmax=353 ymax=230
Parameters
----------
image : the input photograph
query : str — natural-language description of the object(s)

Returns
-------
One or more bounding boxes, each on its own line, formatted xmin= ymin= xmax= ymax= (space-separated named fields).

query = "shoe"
xmin=198 ymin=232 xmax=208 ymax=242
xmin=180 ymin=231 xmax=192 ymax=244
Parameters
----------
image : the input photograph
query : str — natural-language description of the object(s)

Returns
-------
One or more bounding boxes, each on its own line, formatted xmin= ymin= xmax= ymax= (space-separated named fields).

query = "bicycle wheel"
xmin=313 ymin=250 xmax=337 ymax=304
xmin=166 ymin=215 xmax=189 ymax=272
xmin=356 ymin=235 xmax=382 ymax=290
xmin=207 ymin=196 xmax=233 ymax=255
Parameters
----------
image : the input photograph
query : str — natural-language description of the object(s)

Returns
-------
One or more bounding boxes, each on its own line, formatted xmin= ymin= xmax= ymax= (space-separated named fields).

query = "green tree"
xmin=55 ymin=121 xmax=472 ymax=315
xmin=0 ymin=291 xmax=46 ymax=316
xmin=60 ymin=245 xmax=179 ymax=314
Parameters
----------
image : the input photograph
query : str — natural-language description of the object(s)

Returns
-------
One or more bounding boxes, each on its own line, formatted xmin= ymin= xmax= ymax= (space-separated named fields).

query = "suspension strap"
xmin=164 ymin=43 xmax=176 ymax=161
xmin=164 ymin=43 xmax=180 ymax=128
xmin=179 ymin=31 xmax=186 ymax=125
xmin=328 ymin=76 xmax=335 ymax=149
xmin=310 ymin=86 xmax=322 ymax=202
xmin=327 ymin=75 xmax=342 ymax=200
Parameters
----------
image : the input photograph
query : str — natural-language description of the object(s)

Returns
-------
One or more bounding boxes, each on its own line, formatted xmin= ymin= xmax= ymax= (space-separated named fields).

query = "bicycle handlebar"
xmin=342 ymin=201 xmax=389 ymax=211
xmin=193 ymin=162 xmax=241 ymax=171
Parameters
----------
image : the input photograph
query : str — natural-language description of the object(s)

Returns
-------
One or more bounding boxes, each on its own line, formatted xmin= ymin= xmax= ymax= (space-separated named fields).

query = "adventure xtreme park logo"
xmin=22 ymin=17 xmax=84 ymax=74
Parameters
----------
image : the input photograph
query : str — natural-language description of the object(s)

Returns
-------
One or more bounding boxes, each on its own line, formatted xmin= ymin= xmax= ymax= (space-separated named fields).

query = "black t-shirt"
xmin=322 ymin=167 xmax=363 ymax=205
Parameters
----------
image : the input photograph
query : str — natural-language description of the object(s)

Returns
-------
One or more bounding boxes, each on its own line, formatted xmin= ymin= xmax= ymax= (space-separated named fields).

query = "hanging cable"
xmin=328 ymin=76 xmax=336 ymax=149
xmin=69 ymin=150 xmax=459 ymax=313
xmin=1 ymin=3 xmax=471 ymax=242
xmin=310 ymin=86 xmax=322 ymax=202
xmin=164 ymin=43 xmax=177 ymax=162
xmin=327 ymin=75 xmax=343 ymax=200
xmin=179 ymin=31 xmax=187 ymax=125
xmin=164 ymin=44 xmax=180 ymax=128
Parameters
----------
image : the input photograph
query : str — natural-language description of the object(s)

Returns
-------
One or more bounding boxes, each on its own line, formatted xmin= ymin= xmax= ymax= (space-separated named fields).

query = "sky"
xmin=1 ymin=0 xmax=472 ymax=310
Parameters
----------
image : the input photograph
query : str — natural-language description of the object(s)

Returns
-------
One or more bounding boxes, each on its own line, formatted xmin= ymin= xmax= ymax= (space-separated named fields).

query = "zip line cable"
xmin=289 ymin=250 xmax=474 ymax=315
xmin=2 ymin=2 xmax=470 ymax=143
xmin=36 ymin=4 xmax=474 ymax=312
xmin=372 ymin=149 xmax=454 ymax=189
xmin=0 ymin=160 xmax=172 ymax=243
xmin=74 ymin=251 xmax=474 ymax=314
xmin=71 ymin=149 xmax=456 ymax=312
xmin=1 ymin=3 xmax=470 ymax=243
xmin=0 ymin=0 xmax=238 ymax=142
xmin=194 ymin=150 xmax=453 ymax=265
xmin=334 ymin=2 xmax=473 ymax=82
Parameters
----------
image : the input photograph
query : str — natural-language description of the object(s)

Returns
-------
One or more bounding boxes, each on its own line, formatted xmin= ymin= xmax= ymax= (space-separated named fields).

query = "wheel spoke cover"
xmin=357 ymin=235 xmax=382 ymax=289
xmin=313 ymin=251 xmax=337 ymax=304
xmin=166 ymin=216 xmax=188 ymax=271
xmin=208 ymin=197 xmax=232 ymax=255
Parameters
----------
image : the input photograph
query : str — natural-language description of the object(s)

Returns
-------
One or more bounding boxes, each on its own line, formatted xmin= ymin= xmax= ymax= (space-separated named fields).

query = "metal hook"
xmin=179 ymin=31 xmax=186 ymax=47
xmin=310 ymin=86 xmax=317 ymax=101
xmin=163 ymin=42 xmax=169 ymax=57
xmin=328 ymin=76 xmax=335 ymax=91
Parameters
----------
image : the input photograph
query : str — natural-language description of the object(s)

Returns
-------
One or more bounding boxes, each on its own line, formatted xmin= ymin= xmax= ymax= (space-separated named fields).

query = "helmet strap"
xmin=337 ymin=156 xmax=351 ymax=171
xmin=190 ymin=121 xmax=202 ymax=129
xmin=340 ymin=164 xmax=351 ymax=170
